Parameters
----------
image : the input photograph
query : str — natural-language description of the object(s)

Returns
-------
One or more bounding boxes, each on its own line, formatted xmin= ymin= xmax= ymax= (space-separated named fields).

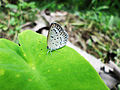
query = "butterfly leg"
xmin=49 ymin=50 xmax=52 ymax=55
xmin=47 ymin=49 xmax=52 ymax=55
xmin=47 ymin=50 xmax=50 ymax=55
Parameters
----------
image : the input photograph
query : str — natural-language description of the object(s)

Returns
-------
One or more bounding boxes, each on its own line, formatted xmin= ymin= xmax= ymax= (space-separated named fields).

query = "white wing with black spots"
xmin=47 ymin=22 xmax=68 ymax=51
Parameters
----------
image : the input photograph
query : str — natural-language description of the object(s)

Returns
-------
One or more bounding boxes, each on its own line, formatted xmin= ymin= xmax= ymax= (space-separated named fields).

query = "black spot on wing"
xmin=60 ymin=37 xmax=62 ymax=41
xmin=60 ymin=32 xmax=63 ymax=35
xmin=60 ymin=37 xmax=62 ymax=45
xmin=60 ymin=41 xmax=62 ymax=45
xmin=53 ymin=29 xmax=57 ymax=34
xmin=55 ymin=44 xmax=57 ymax=46
xmin=51 ymin=36 xmax=53 ymax=38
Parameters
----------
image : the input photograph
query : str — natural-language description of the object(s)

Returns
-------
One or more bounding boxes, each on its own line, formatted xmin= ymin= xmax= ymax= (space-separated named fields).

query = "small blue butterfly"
xmin=47 ymin=22 xmax=68 ymax=53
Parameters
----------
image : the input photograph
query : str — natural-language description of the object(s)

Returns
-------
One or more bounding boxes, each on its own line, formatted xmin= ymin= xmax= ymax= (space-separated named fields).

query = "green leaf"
xmin=6 ymin=4 xmax=18 ymax=9
xmin=3 ymin=26 xmax=8 ymax=31
xmin=10 ymin=17 xmax=16 ymax=25
xmin=15 ymin=26 xmax=21 ymax=31
xmin=9 ymin=12 xmax=15 ymax=16
xmin=0 ymin=30 xmax=109 ymax=90
xmin=19 ymin=2 xmax=28 ymax=9
xmin=0 ymin=39 xmax=25 ymax=60
xmin=0 ymin=24 xmax=8 ymax=31
xmin=28 ymin=2 xmax=36 ymax=8
xmin=8 ymin=29 xmax=15 ymax=35
xmin=96 ymin=6 xmax=109 ymax=11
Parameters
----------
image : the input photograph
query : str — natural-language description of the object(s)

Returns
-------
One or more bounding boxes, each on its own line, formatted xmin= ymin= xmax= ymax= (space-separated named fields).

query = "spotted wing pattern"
xmin=47 ymin=22 xmax=68 ymax=51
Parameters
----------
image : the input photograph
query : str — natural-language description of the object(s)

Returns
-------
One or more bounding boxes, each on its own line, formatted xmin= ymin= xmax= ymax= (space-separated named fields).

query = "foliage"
xmin=34 ymin=0 xmax=120 ymax=13
xmin=33 ymin=0 xmax=89 ymax=12
xmin=0 ymin=0 xmax=37 ymax=41
xmin=0 ymin=30 xmax=108 ymax=90
xmin=77 ymin=7 xmax=120 ymax=64
xmin=90 ymin=0 xmax=120 ymax=13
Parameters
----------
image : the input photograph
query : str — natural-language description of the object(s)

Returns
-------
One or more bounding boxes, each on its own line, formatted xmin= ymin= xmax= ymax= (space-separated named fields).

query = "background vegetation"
xmin=0 ymin=0 xmax=120 ymax=66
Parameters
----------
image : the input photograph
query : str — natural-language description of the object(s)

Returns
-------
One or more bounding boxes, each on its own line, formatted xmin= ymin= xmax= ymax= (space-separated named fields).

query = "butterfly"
xmin=47 ymin=22 xmax=68 ymax=52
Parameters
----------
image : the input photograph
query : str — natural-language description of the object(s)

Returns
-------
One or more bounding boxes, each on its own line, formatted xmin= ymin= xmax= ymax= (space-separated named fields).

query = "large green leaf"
xmin=0 ymin=30 xmax=109 ymax=90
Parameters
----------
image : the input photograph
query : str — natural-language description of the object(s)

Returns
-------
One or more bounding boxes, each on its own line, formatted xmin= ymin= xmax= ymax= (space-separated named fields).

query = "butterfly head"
xmin=47 ymin=46 xmax=49 ymax=49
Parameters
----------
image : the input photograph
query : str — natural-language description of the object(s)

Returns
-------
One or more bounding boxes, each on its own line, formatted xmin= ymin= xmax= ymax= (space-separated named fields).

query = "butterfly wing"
xmin=47 ymin=22 xmax=68 ymax=51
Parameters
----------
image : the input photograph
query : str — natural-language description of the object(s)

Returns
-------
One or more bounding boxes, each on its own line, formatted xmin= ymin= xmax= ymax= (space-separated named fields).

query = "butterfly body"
xmin=47 ymin=22 xmax=68 ymax=52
